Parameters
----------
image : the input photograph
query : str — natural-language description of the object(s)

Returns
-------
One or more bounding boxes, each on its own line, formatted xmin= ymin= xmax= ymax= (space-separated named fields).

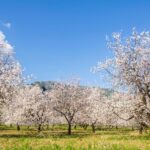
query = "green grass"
xmin=0 ymin=125 xmax=149 ymax=150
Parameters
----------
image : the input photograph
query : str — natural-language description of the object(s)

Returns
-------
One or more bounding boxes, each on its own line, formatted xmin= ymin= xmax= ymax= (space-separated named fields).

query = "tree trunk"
xmin=68 ymin=123 xmax=72 ymax=135
xmin=142 ymin=95 xmax=147 ymax=105
xmin=46 ymin=124 xmax=49 ymax=130
xmin=139 ymin=125 xmax=143 ymax=134
xmin=27 ymin=126 xmax=30 ymax=130
xmin=51 ymin=124 xmax=54 ymax=130
xmin=92 ymin=124 xmax=96 ymax=133
xmin=83 ymin=124 xmax=88 ymax=130
xmin=144 ymin=128 xmax=148 ymax=133
xmin=38 ymin=124 xmax=42 ymax=132
xmin=17 ymin=123 xmax=20 ymax=131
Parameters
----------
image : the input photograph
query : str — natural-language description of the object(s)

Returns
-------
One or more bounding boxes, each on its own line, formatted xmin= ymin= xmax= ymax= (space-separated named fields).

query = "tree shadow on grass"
xmin=0 ymin=129 xmax=148 ymax=140
xmin=50 ymin=132 xmax=91 ymax=139
xmin=0 ymin=130 xmax=92 ymax=139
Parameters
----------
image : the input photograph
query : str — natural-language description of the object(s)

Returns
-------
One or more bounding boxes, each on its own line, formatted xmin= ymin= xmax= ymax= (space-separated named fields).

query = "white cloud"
xmin=0 ymin=20 xmax=11 ymax=29
xmin=0 ymin=31 xmax=13 ymax=55
xmin=3 ymin=22 xmax=11 ymax=29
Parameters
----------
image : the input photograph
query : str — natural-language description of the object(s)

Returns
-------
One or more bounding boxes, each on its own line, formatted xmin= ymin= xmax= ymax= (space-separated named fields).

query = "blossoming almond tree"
xmin=108 ymin=92 xmax=136 ymax=128
xmin=93 ymin=29 xmax=150 ymax=133
xmin=0 ymin=31 xmax=23 ymax=124
xmin=4 ymin=85 xmax=52 ymax=132
xmin=49 ymin=79 xmax=90 ymax=135
xmin=75 ymin=87 xmax=107 ymax=133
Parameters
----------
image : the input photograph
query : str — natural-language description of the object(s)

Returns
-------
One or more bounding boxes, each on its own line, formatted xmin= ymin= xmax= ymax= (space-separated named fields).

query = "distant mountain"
xmin=102 ymin=88 xmax=114 ymax=96
xmin=33 ymin=81 xmax=57 ymax=91
xmin=33 ymin=81 xmax=114 ymax=96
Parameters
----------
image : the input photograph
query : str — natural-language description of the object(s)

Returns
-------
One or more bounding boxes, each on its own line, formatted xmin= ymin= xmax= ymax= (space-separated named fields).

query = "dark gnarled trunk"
xmin=68 ymin=123 xmax=71 ymax=135
xmin=17 ymin=123 xmax=20 ymax=131
xmin=38 ymin=124 xmax=42 ymax=132
xmin=92 ymin=124 xmax=96 ymax=133
xmin=139 ymin=125 xmax=143 ymax=134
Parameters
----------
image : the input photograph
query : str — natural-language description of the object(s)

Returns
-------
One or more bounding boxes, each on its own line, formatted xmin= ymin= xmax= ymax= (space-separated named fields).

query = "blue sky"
xmin=0 ymin=0 xmax=150 ymax=87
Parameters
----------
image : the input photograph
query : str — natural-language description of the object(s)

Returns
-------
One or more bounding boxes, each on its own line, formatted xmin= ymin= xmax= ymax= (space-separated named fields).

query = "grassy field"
xmin=0 ymin=126 xmax=149 ymax=150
